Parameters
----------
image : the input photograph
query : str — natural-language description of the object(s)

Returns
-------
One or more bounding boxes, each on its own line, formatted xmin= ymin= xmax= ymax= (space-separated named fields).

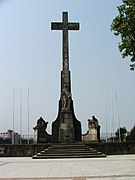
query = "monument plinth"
xmin=51 ymin=12 xmax=82 ymax=143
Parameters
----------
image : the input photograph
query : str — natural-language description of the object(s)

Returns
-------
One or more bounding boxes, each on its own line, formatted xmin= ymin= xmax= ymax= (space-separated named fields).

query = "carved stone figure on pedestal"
xmin=61 ymin=84 xmax=71 ymax=111
xmin=83 ymin=116 xmax=101 ymax=142
xmin=33 ymin=117 xmax=52 ymax=143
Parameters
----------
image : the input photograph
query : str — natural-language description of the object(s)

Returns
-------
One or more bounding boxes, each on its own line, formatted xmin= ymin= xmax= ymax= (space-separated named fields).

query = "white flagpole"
xmin=20 ymin=88 xmax=22 ymax=144
xmin=27 ymin=88 xmax=30 ymax=144
xmin=111 ymin=88 xmax=115 ymax=142
xmin=12 ymin=88 xmax=15 ymax=144
xmin=115 ymin=89 xmax=121 ymax=142
xmin=105 ymin=89 xmax=108 ymax=143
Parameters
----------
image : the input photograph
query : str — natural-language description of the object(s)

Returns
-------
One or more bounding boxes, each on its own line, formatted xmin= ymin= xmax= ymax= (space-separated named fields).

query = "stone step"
xmin=32 ymin=144 xmax=106 ymax=159
xmin=42 ymin=148 xmax=97 ymax=151
xmin=37 ymin=152 xmax=103 ymax=156
xmin=52 ymin=144 xmax=86 ymax=147
xmin=40 ymin=150 xmax=99 ymax=154
xmin=33 ymin=153 xmax=106 ymax=159
xmin=40 ymin=149 xmax=99 ymax=154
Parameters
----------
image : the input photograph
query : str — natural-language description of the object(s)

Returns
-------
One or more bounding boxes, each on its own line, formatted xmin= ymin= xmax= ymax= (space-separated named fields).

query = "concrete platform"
xmin=0 ymin=155 xmax=135 ymax=180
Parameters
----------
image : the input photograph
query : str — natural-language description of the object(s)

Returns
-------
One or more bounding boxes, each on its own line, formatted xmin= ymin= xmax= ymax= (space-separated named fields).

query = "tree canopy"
xmin=115 ymin=127 xmax=127 ymax=141
xmin=111 ymin=0 xmax=135 ymax=70
xmin=127 ymin=126 xmax=135 ymax=141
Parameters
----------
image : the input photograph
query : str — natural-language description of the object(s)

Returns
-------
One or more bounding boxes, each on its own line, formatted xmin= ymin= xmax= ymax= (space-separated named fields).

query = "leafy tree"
xmin=115 ymin=127 xmax=127 ymax=141
xmin=127 ymin=126 xmax=135 ymax=141
xmin=111 ymin=0 xmax=135 ymax=70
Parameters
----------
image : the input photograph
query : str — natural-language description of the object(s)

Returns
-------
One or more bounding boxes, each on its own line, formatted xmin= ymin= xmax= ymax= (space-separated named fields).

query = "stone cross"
xmin=51 ymin=12 xmax=79 ymax=92
xmin=51 ymin=12 xmax=82 ymax=143
xmin=51 ymin=12 xmax=79 ymax=71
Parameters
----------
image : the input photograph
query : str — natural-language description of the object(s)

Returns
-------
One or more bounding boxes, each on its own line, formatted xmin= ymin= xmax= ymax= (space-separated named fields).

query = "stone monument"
xmin=51 ymin=12 xmax=82 ymax=143
xmin=33 ymin=117 xmax=52 ymax=143
xmin=83 ymin=116 xmax=101 ymax=142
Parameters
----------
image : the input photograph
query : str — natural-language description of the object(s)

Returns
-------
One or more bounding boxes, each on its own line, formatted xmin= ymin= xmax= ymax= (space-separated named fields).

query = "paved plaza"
xmin=0 ymin=155 xmax=135 ymax=180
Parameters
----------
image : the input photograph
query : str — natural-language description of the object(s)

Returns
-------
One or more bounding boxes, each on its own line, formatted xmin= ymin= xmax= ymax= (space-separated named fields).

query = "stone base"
xmin=82 ymin=129 xmax=98 ymax=142
xmin=52 ymin=99 xmax=82 ymax=143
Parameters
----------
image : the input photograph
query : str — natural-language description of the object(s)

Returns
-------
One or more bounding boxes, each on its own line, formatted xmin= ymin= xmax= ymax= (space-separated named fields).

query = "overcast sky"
xmin=0 ymin=0 xmax=135 ymax=137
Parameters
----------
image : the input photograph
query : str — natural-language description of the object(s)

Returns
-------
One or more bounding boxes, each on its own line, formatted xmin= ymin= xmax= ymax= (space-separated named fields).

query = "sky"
xmin=0 ymin=0 xmax=135 ymax=137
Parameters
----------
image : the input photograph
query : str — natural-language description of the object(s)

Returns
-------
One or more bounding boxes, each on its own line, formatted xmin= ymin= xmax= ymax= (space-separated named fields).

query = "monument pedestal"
xmin=59 ymin=112 xmax=75 ymax=143
xmin=52 ymin=99 xmax=81 ymax=143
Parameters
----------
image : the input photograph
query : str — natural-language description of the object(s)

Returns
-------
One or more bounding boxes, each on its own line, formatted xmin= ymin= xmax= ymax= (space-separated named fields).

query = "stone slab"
xmin=0 ymin=155 xmax=135 ymax=179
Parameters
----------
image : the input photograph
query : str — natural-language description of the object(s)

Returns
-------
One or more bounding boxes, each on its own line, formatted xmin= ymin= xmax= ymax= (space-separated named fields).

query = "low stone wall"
xmin=0 ymin=142 xmax=135 ymax=157
xmin=86 ymin=141 xmax=135 ymax=155
xmin=0 ymin=144 xmax=50 ymax=157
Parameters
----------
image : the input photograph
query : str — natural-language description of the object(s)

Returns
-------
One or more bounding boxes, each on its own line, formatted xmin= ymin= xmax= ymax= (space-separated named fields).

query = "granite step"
xmin=32 ymin=144 xmax=106 ymax=159
xmin=33 ymin=154 xmax=106 ymax=159
xmin=37 ymin=152 xmax=103 ymax=156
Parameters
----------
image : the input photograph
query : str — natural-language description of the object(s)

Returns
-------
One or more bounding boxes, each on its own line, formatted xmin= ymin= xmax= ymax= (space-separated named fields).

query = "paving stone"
xmin=0 ymin=155 xmax=134 ymax=180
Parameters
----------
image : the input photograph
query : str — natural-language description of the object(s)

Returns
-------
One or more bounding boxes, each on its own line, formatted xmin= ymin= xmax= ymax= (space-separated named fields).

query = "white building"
xmin=0 ymin=130 xmax=21 ymax=144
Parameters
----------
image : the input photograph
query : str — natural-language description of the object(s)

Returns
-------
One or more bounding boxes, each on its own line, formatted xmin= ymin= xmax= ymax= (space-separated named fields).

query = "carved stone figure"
xmin=37 ymin=117 xmax=48 ymax=130
xmin=83 ymin=116 xmax=101 ymax=142
xmin=88 ymin=116 xmax=98 ymax=130
xmin=33 ymin=117 xmax=52 ymax=143
xmin=61 ymin=84 xmax=71 ymax=111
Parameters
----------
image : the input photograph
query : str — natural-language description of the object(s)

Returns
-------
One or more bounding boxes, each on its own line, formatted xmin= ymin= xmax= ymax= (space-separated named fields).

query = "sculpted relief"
xmin=61 ymin=84 xmax=71 ymax=111
xmin=88 ymin=116 xmax=99 ymax=130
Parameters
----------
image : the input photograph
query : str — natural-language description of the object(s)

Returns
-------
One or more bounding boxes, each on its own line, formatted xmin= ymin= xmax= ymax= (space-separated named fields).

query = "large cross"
xmin=51 ymin=12 xmax=79 ymax=71
xmin=51 ymin=12 xmax=82 ymax=143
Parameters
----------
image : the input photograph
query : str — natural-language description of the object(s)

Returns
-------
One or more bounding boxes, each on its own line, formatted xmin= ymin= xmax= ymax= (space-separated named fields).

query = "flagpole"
xmin=105 ymin=89 xmax=108 ymax=143
xmin=115 ymin=89 xmax=121 ymax=142
xmin=111 ymin=88 xmax=115 ymax=142
xmin=27 ymin=88 xmax=30 ymax=144
xmin=20 ymin=88 xmax=22 ymax=144
xmin=12 ymin=88 xmax=15 ymax=144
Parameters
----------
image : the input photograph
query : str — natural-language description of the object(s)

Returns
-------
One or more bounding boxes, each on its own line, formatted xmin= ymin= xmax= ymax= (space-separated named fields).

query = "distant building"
xmin=0 ymin=130 xmax=21 ymax=144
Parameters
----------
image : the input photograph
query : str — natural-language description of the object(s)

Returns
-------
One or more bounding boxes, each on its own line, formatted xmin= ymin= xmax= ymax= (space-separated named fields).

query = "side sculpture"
xmin=33 ymin=117 xmax=52 ymax=143
xmin=82 ymin=116 xmax=101 ymax=142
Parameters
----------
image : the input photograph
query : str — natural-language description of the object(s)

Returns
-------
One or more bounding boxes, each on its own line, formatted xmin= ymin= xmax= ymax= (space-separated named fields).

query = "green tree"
xmin=111 ymin=0 xmax=135 ymax=70
xmin=115 ymin=127 xmax=127 ymax=141
xmin=127 ymin=126 xmax=135 ymax=141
